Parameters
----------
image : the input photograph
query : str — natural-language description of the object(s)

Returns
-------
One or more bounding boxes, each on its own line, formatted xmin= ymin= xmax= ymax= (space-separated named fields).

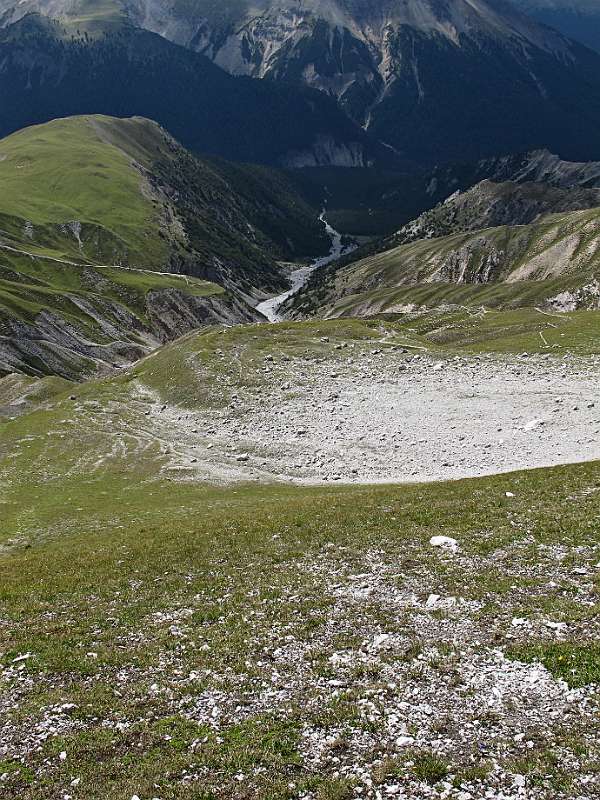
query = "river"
xmin=255 ymin=212 xmax=351 ymax=322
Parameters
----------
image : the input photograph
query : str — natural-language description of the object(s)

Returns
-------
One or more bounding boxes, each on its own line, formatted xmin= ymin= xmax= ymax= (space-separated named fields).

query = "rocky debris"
xmin=92 ymin=547 xmax=599 ymax=798
xmin=1 ymin=521 xmax=599 ymax=797
xmin=140 ymin=350 xmax=600 ymax=486
xmin=0 ymin=285 xmax=260 ymax=381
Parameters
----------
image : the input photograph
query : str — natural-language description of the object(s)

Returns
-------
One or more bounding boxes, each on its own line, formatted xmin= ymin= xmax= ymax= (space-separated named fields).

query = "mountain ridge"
xmin=0 ymin=114 xmax=334 ymax=378
xmin=0 ymin=12 xmax=387 ymax=168
xmin=3 ymin=0 xmax=600 ymax=164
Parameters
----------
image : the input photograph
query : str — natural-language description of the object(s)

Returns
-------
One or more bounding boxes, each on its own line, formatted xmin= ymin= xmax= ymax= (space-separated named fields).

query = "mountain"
xmin=284 ymin=148 xmax=600 ymax=239
xmin=0 ymin=12 xmax=385 ymax=168
xmin=284 ymin=173 xmax=600 ymax=318
xmin=362 ymin=176 xmax=600 ymax=250
xmin=286 ymin=206 xmax=600 ymax=318
xmin=0 ymin=114 xmax=332 ymax=378
xmin=8 ymin=0 xmax=600 ymax=165
xmin=509 ymin=0 xmax=600 ymax=53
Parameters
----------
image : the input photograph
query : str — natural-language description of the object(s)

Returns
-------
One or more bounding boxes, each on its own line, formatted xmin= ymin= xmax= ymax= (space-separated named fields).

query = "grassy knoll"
xmin=0 ymin=117 xmax=167 ymax=266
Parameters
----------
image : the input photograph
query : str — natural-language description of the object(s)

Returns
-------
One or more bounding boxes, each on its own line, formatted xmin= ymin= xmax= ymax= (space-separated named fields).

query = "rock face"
xmin=390 ymin=179 xmax=600 ymax=246
xmin=3 ymin=0 xmax=600 ymax=163
xmin=0 ymin=13 xmax=383 ymax=169
xmin=0 ymin=287 xmax=260 ymax=381
xmin=108 ymin=0 xmax=600 ymax=163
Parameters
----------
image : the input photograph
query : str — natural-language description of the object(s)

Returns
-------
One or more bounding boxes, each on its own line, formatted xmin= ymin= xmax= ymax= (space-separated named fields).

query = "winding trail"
xmin=0 ymin=241 xmax=194 ymax=282
xmin=256 ymin=213 xmax=352 ymax=322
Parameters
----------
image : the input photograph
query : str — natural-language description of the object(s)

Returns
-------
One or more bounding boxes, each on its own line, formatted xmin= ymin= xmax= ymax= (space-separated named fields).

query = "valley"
xmin=0 ymin=0 xmax=599 ymax=796
xmin=256 ymin=216 xmax=351 ymax=322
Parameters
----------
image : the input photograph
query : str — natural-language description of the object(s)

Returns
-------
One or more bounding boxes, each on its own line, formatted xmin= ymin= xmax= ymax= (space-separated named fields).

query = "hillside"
xmin=4 ymin=0 xmax=600 ymax=165
xmin=285 ymin=204 xmax=600 ymax=318
xmin=0 ymin=13 xmax=385 ymax=168
xmin=392 ymin=180 xmax=600 ymax=244
xmin=348 ymin=177 xmax=600 ymax=256
xmin=1 ymin=318 xmax=599 ymax=797
xmin=0 ymin=114 xmax=334 ymax=378
xmin=1 ymin=3 xmax=600 ymax=798
xmin=283 ymin=149 xmax=600 ymax=239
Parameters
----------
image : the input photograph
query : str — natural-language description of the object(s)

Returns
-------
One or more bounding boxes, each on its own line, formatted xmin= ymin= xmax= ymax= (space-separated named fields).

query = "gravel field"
xmin=149 ymin=349 xmax=600 ymax=485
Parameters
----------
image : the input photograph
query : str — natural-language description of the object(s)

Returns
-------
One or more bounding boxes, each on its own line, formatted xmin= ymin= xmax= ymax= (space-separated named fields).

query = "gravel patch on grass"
xmin=141 ymin=349 xmax=600 ymax=485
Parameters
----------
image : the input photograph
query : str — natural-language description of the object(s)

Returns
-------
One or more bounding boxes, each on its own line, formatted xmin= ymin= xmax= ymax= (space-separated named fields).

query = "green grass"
xmin=0 ymin=116 xmax=168 ymax=266
xmin=507 ymin=643 xmax=600 ymax=688
xmin=2 ymin=341 xmax=600 ymax=793
xmin=376 ymin=307 xmax=600 ymax=356
xmin=0 ymin=455 xmax=599 ymax=795
xmin=1 ymin=319 xmax=600 ymax=796
xmin=411 ymin=752 xmax=449 ymax=785
xmin=294 ymin=304 xmax=600 ymax=357
xmin=327 ymin=278 xmax=593 ymax=317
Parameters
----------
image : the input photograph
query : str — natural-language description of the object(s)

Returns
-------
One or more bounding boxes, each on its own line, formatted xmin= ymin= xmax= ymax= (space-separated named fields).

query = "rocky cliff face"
xmin=123 ymin=0 xmax=600 ymax=164
xmin=0 ymin=13 xmax=383 ymax=169
xmin=391 ymin=179 xmax=600 ymax=245
xmin=3 ymin=0 xmax=600 ymax=164
xmin=0 ymin=281 xmax=260 ymax=380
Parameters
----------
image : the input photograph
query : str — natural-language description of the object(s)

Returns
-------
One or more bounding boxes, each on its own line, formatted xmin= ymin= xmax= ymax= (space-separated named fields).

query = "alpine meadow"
xmin=0 ymin=1 xmax=599 ymax=799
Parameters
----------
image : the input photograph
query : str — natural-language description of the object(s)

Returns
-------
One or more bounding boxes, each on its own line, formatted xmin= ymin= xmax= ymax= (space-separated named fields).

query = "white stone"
xmin=511 ymin=617 xmax=529 ymax=627
xmin=12 ymin=653 xmax=32 ymax=663
xmin=430 ymin=535 xmax=458 ymax=550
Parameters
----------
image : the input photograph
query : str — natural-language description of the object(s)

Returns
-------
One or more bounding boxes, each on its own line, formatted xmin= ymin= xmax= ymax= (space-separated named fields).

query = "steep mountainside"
xmin=510 ymin=0 xmax=600 ymax=52
xmin=285 ymin=203 xmax=600 ymax=318
xmin=356 ymin=178 xmax=600 ymax=255
xmin=284 ymin=149 xmax=600 ymax=317
xmin=0 ymin=114 xmax=333 ymax=378
xmin=0 ymin=13 xmax=385 ymax=168
xmin=6 ymin=0 xmax=600 ymax=165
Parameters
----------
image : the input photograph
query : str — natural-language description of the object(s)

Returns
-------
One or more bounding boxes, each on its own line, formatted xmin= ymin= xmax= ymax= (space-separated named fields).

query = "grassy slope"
xmin=0 ymin=115 xmax=168 ymax=266
xmin=0 ymin=318 xmax=599 ymax=797
xmin=289 ymin=206 xmax=600 ymax=319
xmin=0 ymin=114 xmax=322 ymax=378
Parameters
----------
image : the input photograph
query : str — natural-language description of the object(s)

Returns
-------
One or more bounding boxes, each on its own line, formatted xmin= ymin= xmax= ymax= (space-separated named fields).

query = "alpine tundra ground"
xmin=0 ymin=316 xmax=599 ymax=799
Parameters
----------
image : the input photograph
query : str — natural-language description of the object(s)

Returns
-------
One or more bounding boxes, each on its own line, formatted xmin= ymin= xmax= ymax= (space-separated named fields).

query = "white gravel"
xmin=147 ymin=350 xmax=600 ymax=485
